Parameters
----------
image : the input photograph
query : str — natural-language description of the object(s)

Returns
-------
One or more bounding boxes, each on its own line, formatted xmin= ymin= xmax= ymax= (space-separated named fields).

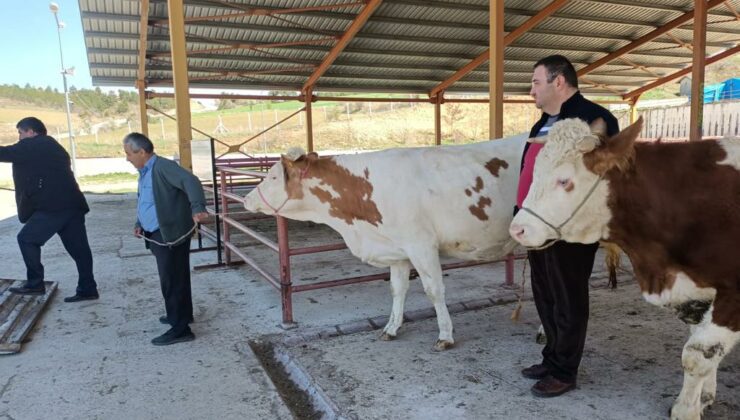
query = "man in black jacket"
xmin=1 ymin=117 xmax=98 ymax=301
xmin=516 ymin=56 xmax=619 ymax=397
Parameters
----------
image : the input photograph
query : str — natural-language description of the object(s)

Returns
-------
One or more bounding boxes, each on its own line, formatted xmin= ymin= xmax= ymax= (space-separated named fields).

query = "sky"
xmin=0 ymin=1 xmax=94 ymax=91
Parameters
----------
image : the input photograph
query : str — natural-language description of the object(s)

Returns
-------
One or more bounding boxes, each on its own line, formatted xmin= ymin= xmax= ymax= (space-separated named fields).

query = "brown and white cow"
xmin=244 ymin=136 xmax=527 ymax=350
xmin=509 ymin=117 xmax=739 ymax=420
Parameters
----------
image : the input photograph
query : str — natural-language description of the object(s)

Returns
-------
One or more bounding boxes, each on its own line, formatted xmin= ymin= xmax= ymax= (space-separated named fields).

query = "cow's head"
xmin=509 ymin=117 xmax=643 ymax=247
xmin=244 ymin=148 xmax=318 ymax=217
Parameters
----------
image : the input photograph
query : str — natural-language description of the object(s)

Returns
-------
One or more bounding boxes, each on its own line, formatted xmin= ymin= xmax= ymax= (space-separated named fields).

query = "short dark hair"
xmin=534 ymin=55 xmax=579 ymax=89
xmin=123 ymin=132 xmax=155 ymax=154
xmin=16 ymin=117 xmax=47 ymax=136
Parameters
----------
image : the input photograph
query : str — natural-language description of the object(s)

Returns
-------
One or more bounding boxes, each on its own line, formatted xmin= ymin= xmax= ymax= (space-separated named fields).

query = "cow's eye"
xmin=557 ymin=178 xmax=574 ymax=191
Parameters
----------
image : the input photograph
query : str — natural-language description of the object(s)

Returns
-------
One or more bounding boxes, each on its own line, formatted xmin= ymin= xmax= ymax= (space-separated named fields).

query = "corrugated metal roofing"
xmin=79 ymin=0 xmax=740 ymax=96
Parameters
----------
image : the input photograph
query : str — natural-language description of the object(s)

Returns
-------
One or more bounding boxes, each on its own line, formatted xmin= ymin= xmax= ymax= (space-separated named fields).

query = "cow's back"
xmin=607 ymin=138 xmax=740 ymax=294
xmin=333 ymin=135 xmax=526 ymax=262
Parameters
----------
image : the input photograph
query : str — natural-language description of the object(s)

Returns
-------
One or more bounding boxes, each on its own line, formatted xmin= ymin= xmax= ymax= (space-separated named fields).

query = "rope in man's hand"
xmin=134 ymin=212 xmax=209 ymax=247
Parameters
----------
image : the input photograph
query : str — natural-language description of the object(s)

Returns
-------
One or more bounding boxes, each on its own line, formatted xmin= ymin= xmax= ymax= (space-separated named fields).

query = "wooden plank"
xmin=0 ymin=279 xmax=58 ymax=354
xmin=656 ymin=108 xmax=665 ymax=138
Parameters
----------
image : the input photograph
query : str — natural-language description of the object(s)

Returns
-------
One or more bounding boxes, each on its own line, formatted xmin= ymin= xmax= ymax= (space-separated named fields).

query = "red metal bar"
xmin=222 ymin=216 xmax=279 ymax=253
xmin=219 ymin=170 xmax=232 ymax=264
xmin=505 ymin=254 xmax=515 ymax=286
xmin=292 ymin=257 xmax=525 ymax=292
xmin=276 ymin=216 xmax=294 ymax=325
xmin=290 ymin=243 xmax=347 ymax=256
xmin=292 ymin=272 xmax=392 ymax=292
xmin=221 ymin=240 xmax=280 ymax=289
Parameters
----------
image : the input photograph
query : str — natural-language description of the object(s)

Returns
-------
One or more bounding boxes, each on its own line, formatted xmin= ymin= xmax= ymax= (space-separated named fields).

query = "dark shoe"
xmin=151 ymin=329 xmax=195 ymax=346
xmin=531 ymin=375 xmax=576 ymax=398
xmin=9 ymin=283 xmax=45 ymax=295
xmin=64 ymin=293 xmax=99 ymax=303
xmin=522 ymin=363 xmax=550 ymax=380
xmin=159 ymin=315 xmax=194 ymax=325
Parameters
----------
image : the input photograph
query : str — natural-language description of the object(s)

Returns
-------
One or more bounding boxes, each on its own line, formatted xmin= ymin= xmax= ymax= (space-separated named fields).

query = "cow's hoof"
xmin=670 ymin=403 xmax=700 ymax=420
xmin=433 ymin=339 xmax=454 ymax=351
xmin=535 ymin=332 xmax=547 ymax=345
xmin=379 ymin=332 xmax=396 ymax=341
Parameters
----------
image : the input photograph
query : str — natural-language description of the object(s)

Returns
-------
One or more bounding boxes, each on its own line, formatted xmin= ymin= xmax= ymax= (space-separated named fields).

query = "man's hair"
xmin=16 ymin=117 xmax=47 ymax=136
xmin=534 ymin=55 xmax=579 ymax=89
xmin=123 ymin=132 xmax=155 ymax=154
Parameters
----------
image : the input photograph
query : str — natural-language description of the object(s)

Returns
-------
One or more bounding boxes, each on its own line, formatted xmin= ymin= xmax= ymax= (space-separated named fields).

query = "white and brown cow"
xmin=244 ymin=136 xmax=527 ymax=350
xmin=509 ymin=117 xmax=739 ymax=420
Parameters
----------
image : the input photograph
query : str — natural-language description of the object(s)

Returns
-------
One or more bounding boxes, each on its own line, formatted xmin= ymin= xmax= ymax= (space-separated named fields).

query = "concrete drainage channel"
xmin=250 ymin=339 xmax=343 ymax=420
xmin=246 ymin=291 xmax=526 ymax=420
xmin=243 ymin=270 xmax=628 ymax=420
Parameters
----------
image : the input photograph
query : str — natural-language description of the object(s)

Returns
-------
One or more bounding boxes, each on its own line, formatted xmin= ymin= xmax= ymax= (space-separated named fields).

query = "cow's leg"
xmin=671 ymin=306 xmax=739 ymax=420
xmin=406 ymin=248 xmax=453 ymax=351
xmin=380 ymin=260 xmax=412 ymax=341
xmin=684 ymin=324 xmax=718 ymax=413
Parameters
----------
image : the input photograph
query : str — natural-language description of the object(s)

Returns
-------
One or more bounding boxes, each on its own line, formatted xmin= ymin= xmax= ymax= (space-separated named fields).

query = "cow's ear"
xmin=577 ymin=134 xmax=601 ymax=153
xmin=584 ymin=117 xmax=643 ymax=174
xmin=590 ymin=118 xmax=607 ymax=137
xmin=280 ymin=154 xmax=296 ymax=172
xmin=306 ymin=152 xmax=319 ymax=161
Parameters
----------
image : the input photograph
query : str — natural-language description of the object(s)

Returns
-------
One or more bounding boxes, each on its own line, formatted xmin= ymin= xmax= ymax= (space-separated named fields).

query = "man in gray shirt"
xmin=123 ymin=133 xmax=208 ymax=346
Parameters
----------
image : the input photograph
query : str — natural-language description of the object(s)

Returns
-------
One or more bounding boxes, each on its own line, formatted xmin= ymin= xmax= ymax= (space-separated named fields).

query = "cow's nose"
xmin=509 ymin=223 xmax=525 ymax=239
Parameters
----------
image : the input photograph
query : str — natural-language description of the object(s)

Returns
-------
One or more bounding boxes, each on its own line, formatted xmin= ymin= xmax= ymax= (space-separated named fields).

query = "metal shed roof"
xmin=79 ymin=0 xmax=740 ymax=97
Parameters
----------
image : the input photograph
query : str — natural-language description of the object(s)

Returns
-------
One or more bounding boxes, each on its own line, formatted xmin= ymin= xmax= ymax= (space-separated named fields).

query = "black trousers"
xmin=17 ymin=209 xmax=97 ymax=295
xmin=529 ymin=241 xmax=598 ymax=383
xmin=147 ymin=230 xmax=193 ymax=334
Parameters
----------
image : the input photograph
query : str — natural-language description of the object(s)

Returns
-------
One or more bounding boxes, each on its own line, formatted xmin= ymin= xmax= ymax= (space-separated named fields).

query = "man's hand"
xmin=193 ymin=212 xmax=209 ymax=224
xmin=134 ymin=227 xmax=143 ymax=237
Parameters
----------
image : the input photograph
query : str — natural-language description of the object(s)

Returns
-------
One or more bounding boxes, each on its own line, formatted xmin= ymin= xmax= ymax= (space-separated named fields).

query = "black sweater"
xmin=0 ymin=135 xmax=88 ymax=222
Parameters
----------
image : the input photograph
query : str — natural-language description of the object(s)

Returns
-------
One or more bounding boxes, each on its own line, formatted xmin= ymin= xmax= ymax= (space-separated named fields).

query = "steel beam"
xmin=167 ymin=0 xmax=193 ymax=169
xmin=137 ymin=0 xmax=150 ymax=136
xmin=434 ymin=94 xmax=442 ymax=145
xmin=430 ymin=0 xmax=569 ymax=98
xmin=489 ymin=0 xmax=505 ymax=139
xmin=623 ymin=44 xmax=740 ymax=100
xmin=577 ymin=0 xmax=725 ymax=77
xmin=302 ymin=0 xmax=382 ymax=93
xmin=690 ymin=0 xmax=708 ymax=141
xmin=304 ymin=88 xmax=315 ymax=152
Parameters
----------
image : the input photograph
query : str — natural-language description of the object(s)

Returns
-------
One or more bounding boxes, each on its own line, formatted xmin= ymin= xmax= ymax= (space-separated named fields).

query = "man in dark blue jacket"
xmin=515 ymin=56 xmax=619 ymax=397
xmin=1 ymin=117 xmax=98 ymax=301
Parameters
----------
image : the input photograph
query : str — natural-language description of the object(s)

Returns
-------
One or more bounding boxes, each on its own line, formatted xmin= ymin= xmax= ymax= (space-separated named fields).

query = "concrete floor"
xmin=0 ymin=193 xmax=737 ymax=420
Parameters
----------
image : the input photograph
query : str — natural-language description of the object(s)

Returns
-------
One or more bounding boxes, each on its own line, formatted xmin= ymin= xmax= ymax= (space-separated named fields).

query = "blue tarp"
xmin=703 ymin=78 xmax=740 ymax=103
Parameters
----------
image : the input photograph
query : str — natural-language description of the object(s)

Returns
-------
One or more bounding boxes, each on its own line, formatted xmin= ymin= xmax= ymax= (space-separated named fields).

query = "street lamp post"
xmin=49 ymin=2 xmax=77 ymax=176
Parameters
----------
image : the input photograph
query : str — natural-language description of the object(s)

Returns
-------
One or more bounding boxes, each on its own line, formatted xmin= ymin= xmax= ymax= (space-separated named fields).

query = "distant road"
xmin=0 ymin=157 xmax=137 ymax=181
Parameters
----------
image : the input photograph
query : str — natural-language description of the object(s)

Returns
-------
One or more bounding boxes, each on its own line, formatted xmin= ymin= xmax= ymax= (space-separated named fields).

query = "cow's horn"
xmin=284 ymin=147 xmax=306 ymax=161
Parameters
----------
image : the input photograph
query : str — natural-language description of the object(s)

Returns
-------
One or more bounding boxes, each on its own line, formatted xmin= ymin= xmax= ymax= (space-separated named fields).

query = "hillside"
xmin=0 ymin=54 xmax=736 ymax=156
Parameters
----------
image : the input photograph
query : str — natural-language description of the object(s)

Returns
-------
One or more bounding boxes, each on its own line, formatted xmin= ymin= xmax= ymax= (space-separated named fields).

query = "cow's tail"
xmin=601 ymin=241 xmax=621 ymax=289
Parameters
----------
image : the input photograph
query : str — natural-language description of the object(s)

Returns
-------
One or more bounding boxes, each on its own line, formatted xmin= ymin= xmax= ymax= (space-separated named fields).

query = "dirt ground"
xmin=0 ymin=193 xmax=738 ymax=420
xmin=285 ymin=285 xmax=740 ymax=419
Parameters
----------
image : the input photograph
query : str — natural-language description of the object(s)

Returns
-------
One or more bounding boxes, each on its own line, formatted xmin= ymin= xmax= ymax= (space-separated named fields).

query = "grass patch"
xmin=78 ymin=172 xmax=137 ymax=185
